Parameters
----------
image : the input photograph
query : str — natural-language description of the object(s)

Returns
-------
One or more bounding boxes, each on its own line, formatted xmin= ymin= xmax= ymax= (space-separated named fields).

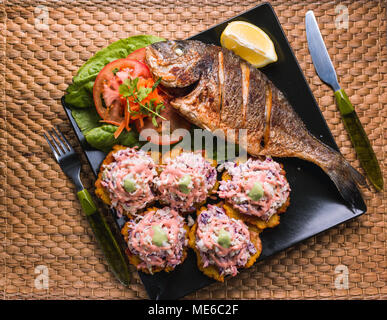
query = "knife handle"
xmin=77 ymin=189 xmax=131 ymax=286
xmin=334 ymin=88 xmax=354 ymax=115
xmin=334 ymin=89 xmax=384 ymax=191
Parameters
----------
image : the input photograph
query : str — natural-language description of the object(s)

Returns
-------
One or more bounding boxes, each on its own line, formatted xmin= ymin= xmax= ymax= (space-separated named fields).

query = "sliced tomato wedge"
xmin=93 ymin=58 xmax=151 ymax=122
xmin=127 ymin=47 xmax=146 ymax=63
xmin=135 ymin=102 xmax=191 ymax=145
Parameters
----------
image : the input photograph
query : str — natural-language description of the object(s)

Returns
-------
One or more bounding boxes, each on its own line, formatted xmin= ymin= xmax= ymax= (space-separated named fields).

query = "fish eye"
xmin=174 ymin=46 xmax=184 ymax=56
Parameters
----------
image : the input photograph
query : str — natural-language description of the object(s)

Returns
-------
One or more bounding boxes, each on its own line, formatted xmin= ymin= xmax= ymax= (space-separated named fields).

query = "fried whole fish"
xmin=145 ymin=40 xmax=366 ymax=209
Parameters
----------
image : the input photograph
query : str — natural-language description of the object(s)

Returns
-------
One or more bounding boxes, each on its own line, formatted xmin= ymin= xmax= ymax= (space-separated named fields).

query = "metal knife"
xmin=305 ymin=10 xmax=383 ymax=191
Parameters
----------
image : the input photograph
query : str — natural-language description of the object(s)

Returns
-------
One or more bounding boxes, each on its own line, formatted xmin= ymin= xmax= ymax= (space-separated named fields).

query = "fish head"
xmin=145 ymin=40 xmax=208 ymax=88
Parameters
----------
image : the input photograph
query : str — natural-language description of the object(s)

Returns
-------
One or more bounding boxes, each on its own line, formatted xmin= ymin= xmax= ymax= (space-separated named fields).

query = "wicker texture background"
xmin=0 ymin=0 xmax=386 ymax=299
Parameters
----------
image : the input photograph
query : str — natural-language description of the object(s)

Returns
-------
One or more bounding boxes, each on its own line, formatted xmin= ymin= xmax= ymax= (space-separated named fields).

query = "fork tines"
xmin=43 ymin=126 xmax=73 ymax=160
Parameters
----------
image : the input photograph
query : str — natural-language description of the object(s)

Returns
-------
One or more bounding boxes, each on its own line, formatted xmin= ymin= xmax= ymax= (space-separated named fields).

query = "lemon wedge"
xmin=220 ymin=21 xmax=278 ymax=68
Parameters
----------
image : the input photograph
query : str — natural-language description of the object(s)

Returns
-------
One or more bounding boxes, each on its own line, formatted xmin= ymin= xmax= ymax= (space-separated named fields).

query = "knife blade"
xmin=305 ymin=10 xmax=383 ymax=191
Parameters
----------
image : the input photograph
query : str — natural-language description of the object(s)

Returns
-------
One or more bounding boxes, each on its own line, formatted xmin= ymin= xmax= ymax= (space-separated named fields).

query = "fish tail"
xmin=319 ymin=148 xmax=367 ymax=211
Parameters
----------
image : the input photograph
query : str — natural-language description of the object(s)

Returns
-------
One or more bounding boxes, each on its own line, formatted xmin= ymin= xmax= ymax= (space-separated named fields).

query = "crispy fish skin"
xmin=145 ymin=40 xmax=366 ymax=210
xmin=220 ymin=49 xmax=244 ymax=129
xmin=245 ymin=62 xmax=268 ymax=153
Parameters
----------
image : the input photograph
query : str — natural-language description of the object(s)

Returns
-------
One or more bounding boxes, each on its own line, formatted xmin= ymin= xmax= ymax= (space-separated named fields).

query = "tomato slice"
xmin=127 ymin=47 xmax=146 ymax=63
xmin=93 ymin=58 xmax=151 ymax=122
xmin=135 ymin=102 xmax=191 ymax=145
xmin=93 ymin=54 xmax=191 ymax=145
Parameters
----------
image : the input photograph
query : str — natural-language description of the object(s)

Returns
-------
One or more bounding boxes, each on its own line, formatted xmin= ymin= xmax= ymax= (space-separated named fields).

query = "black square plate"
xmin=61 ymin=2 xmax=366 ymax=300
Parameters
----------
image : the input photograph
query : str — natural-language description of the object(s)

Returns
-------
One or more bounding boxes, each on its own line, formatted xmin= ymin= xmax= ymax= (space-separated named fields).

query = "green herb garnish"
xmin=119 ymin=77 xmax=166 ymax=127
xmin=151 ymin=77 xmax=162 ymax=91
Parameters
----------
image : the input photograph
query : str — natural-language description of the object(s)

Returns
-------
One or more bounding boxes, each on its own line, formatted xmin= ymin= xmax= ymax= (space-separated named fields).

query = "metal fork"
xmin=44 ymin=126 xmax=131 ymax=286
xmin=44 ymin=126 xmax=84 ymax=191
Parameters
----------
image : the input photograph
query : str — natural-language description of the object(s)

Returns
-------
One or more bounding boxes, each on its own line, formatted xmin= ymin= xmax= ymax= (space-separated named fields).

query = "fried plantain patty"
xmin=95 ymin=145 xmax=161 ymax=219
xmin=220 ymin=164 xmax=290 ymax=231
xmin=189 ymin=205 xmax=262 ymax=282
xmin=121 ymin=206 xmax=189 ymax=274
xmin=158 ymin=148 xmax=219 ymax=212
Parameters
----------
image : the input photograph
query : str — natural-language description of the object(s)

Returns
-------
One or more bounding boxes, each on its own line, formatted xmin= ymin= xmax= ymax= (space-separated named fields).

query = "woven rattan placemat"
xmin=1 ymin=0 xmax=386 ymax=300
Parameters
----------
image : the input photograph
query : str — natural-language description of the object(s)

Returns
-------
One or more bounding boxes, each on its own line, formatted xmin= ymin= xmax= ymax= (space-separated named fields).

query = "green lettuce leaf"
xmin=85 ymin=125 xmax=141 ymax=153
xmin=71 ymin=108 xmax=141 ymax=152
xmin=71 ymin=107 xmax=100 ymax=134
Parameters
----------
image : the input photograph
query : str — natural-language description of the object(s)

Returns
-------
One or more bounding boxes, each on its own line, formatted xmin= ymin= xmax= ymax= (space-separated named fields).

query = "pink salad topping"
xmin=126 ymin=207 xmax=188 ymax=272
xmin=218 ymin=157 xmax=290 ymax=221
xmin=195 ymin=205 xmax=256 ymax=277
xmin=154 ymin=152 xmax=217 ymax=212
xmin=101 ymin=148 xmax=157 ymax=216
